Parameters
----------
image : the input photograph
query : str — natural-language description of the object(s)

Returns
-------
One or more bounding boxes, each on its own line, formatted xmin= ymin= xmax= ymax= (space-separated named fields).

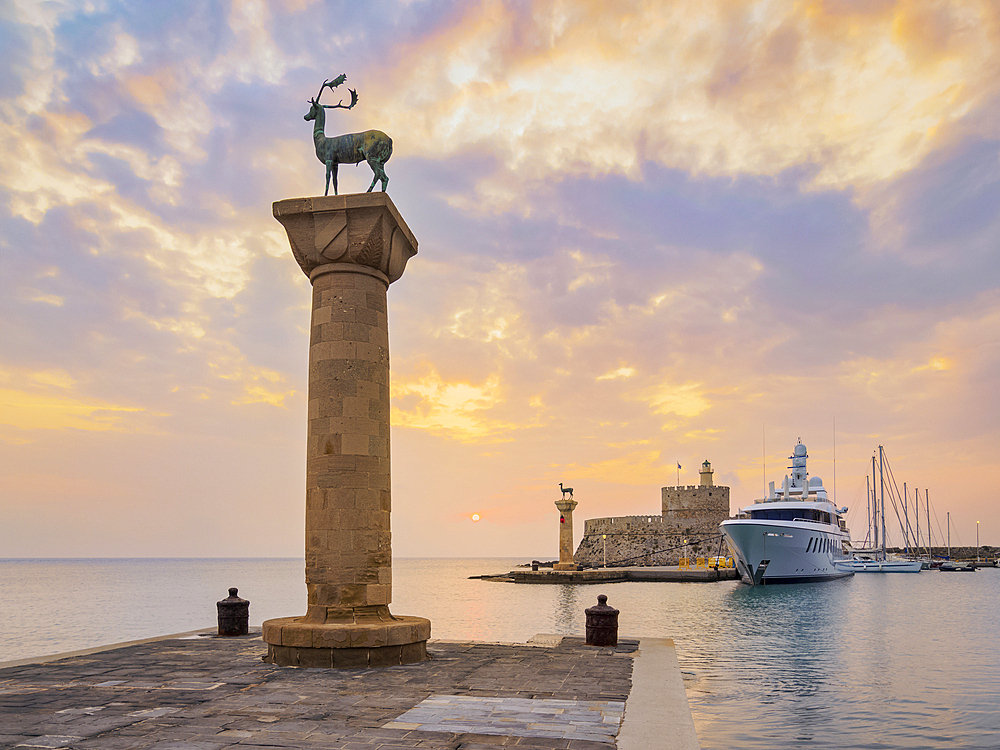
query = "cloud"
xmin=1 ymin=0 xmax=998 ymax=558
xmin=561 ymin=449 xmax=671 ymax=486
xmin=368 ymin=0 xmax=1000 ymax=212
xmin=0 ymin=366 xmax=151 ymax=442
xmin=391 ymin=364 xmax=518 ymax=439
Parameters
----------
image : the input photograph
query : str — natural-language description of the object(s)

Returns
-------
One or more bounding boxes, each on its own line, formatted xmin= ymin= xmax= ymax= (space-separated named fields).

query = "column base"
xmin=262 ymin=613 xmax=431 ymax=669
xmin=553 ymin=563 xmax=579 ymax=571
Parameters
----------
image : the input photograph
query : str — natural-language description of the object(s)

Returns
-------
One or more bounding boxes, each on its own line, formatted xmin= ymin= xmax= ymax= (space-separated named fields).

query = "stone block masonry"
xmin=575 ymin=482 xmax=731 ymax=567
xmin=263 ymin=193 xmax=430 ymax=668
xmin=305 ymin=269 xmax=393 ymax=611
xmin=661 ymin=483 xmax=730 ymax=523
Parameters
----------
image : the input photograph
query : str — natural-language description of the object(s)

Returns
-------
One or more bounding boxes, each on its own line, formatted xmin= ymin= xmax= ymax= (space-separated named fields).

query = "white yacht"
xmin=721 ymin=440 xmax=854 ymax=585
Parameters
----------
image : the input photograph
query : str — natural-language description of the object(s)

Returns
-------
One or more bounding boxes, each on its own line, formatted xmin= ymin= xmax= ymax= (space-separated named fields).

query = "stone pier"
xmin=262 ymin=193 xmax=430 ymax=668
xmin=554 ymin=497 xmax=579 ymax=571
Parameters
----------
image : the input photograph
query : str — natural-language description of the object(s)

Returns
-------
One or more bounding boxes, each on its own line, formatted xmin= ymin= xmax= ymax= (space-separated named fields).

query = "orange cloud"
xmin=369 ymin=0 xmax=999 ymax=210
xmin=0 ymin=388 xmax=145 ymax=437
xmin=391 ymin=364 xmax=517 ymax=439
xmin=560 ymin=450 xmax=670 ymax=486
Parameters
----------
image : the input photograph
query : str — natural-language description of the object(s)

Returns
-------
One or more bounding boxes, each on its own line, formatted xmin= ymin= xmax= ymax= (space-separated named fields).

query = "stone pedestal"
xmin=554 ymin=497 xmax=579 ymax=571
xmin=262 ymin=193 xmax=431 ymax=668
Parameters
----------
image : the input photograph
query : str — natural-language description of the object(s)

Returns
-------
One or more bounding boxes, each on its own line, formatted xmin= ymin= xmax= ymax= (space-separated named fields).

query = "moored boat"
xmin=844 ymin=556 xmax=922 ymax=573
xmin=847 ymin=446 xmax=922 ymax=574
xmin=939 ymin=561 xmax=977 ymax=572
xmin=720 ymin=440 xmax=853 ymax=585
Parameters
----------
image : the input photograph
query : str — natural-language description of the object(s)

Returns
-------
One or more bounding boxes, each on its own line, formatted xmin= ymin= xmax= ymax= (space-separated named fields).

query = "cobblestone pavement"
xmin=0 ymin=632 xmax=637 ymax=750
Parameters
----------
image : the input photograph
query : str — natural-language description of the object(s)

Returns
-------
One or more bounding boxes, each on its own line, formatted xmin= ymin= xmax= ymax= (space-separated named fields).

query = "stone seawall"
xmin=583 ymin=516 xmax=665 ymax=535
xmin=575 ymin=516 xmax=724 ymax=567
xmin=886 ymin=545 xmax=995 ymax=560
xmin=574 ymin=483 xmax=732 ymax=568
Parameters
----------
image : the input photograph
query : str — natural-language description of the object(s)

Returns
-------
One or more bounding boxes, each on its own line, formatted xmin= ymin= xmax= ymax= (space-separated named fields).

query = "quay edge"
xmin=496 ymin=565 xmax=739 ymax=583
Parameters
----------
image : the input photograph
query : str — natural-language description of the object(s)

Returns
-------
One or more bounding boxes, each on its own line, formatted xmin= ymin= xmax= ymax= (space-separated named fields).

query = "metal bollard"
xmin=217 ymin=587 xmax=250 ymax=636
xmin=585 ymin=594 xmax=619 ymax=647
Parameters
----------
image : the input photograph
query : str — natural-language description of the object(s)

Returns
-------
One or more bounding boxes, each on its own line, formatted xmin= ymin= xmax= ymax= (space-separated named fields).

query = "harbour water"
xmin=1 ymin=558 xmax=998 ymax=749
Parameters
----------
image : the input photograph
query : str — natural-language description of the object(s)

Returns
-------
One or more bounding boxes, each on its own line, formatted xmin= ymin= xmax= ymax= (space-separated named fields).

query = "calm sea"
xmin=1 ymin=558 xmax=997 ymax=749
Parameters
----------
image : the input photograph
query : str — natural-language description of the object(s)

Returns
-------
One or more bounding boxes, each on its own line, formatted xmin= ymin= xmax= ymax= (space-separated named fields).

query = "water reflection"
xmin=555 ymin=584 xmax=582 ymax=631
xmin=714 ymin=581 xmax=855 ymax=742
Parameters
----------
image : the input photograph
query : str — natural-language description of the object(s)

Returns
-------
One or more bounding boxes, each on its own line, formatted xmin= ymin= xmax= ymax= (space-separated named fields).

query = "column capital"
xmin=555 ymin=498 xmax=578 ymax=513
xmin=273 ymin=193 xmax=418 ymax=284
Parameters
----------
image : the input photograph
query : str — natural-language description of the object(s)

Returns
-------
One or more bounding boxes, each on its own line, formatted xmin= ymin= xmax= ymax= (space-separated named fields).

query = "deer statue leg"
xmin=324 ymin=161 xmax=333 ymax=196
xmin=331 ymin=163 xmax=339 ymax=196
xmin=366 ymin=158 xmax=388 ymax=193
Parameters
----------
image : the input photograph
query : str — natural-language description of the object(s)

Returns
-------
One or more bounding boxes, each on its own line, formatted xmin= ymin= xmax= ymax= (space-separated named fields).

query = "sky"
xmin=1 ymin=0 xmax=998 ymax=560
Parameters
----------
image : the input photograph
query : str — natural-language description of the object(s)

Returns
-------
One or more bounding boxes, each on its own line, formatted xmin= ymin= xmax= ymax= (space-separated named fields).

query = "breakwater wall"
xmin=575 ymin=515 xmax=726 ymax=567
xmin=576 ymin=516 xmax=676 ymax=567
xmin=504 ymin=566 xmax=739 ymax=583
xmin=574 ymin=527 xmax=723 ymax=566
xmin=574 ymin=481 xmax=731 ymax=567
xmin=887 ymin=545 xmax=996 ymax=560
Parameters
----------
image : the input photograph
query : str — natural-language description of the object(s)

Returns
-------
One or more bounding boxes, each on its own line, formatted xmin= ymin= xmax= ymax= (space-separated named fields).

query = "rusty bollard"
xmin=217 ymin=587 xmax=249 ymax=636
xmin=585 ymin=594 xmax=619 ymax=647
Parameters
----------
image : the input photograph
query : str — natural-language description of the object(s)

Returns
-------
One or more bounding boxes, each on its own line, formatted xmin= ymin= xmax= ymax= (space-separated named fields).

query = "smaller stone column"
xmin=554 ymin=497 xmax=579 ymax=570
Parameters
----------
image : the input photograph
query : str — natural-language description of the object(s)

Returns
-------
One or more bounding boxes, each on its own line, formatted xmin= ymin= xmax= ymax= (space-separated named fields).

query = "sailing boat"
xmin=939 ymin=512 xmax=976 ymax=572
xmin=845 ymin=446 xmax=921 ymax=573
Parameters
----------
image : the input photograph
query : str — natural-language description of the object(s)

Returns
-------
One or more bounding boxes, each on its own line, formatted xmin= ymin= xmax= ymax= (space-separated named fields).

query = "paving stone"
xmin=0 ymin=634 xmax=638 ymax=750
xmin=14 ymin=737 xmax=83 ymax=748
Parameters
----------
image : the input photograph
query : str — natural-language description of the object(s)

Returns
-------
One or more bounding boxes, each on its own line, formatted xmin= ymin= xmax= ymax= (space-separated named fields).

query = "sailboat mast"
xmin=915 ymin=487 xmax=920 ymax=557
xmin=866 ymin=473 xmax=872 ymax=548
xmin=879 ymin=446 xmax=886 ymax=558
xmin=947 ymin=511 xmax=951 ymax=559
xmin=926 ymin=490 xmax=931 ymax=556
xmin=903 ymin=481 xmax=909 ymax=552
xmin=872 ymin=454 xmax=879 ymax=550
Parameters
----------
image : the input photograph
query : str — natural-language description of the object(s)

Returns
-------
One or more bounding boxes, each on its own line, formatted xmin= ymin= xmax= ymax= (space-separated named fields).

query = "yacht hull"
xmin=721 ymin=519 xmax=854 ymax=585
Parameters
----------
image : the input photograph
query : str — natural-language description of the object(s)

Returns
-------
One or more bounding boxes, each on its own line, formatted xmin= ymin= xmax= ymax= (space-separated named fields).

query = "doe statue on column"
xmin=262 ymin=75 xmax=429 ymax=669
xmin=554 ymin=483 xmax=579 ymax=571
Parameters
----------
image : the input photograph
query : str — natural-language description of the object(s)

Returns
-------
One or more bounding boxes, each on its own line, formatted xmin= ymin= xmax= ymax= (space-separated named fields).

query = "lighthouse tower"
xmin=699 ymin=460 xmax=714 ymax=487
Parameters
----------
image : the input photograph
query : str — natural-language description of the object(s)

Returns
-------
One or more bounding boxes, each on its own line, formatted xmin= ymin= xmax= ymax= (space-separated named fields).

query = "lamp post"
xmin=977 ymin=521 xmax=980 ymax=563
xmin=603 ymin=534 xmax=607 ymax=568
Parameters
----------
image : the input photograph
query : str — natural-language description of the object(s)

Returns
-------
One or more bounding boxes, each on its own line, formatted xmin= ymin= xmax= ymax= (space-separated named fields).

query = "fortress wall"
xmin=574 ymin=485 xmax=732 ymax=567
xmin=661 ymin=485 xmax=731 ymax=523
xmin=574 ymin=528 xmax=724 ymax=567
xmin=583 ymin=516 xmax=664 ymax=535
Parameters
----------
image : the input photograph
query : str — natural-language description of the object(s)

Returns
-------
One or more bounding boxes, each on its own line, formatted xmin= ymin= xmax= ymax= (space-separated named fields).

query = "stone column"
xmin=554 ymin=497 xmax=579 ymax=570
xmin=262 ymin=193 xmax=431 ymax=668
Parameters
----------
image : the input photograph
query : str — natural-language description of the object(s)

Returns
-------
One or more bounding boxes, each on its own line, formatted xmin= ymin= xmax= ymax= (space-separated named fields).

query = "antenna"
xmin=762 ymin=423 xmax=766 ymax=499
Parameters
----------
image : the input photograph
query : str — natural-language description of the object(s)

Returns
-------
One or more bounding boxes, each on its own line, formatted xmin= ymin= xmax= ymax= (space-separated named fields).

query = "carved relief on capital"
xmin=273 ymin=193 xmax=418 ymax=283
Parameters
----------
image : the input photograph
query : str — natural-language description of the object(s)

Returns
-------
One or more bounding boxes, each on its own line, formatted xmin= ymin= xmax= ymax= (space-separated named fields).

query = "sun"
xmin=471 ymin=513 xmax=481 ymax=522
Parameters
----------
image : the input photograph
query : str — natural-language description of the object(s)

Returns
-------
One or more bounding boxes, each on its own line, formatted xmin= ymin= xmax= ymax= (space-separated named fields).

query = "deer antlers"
xmin=310 ymin=75 xmax=357 ymax=110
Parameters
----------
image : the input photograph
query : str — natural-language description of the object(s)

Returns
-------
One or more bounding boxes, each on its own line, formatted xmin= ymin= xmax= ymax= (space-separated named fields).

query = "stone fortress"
xmin=573 ymin=460 xmax=731 ymax=567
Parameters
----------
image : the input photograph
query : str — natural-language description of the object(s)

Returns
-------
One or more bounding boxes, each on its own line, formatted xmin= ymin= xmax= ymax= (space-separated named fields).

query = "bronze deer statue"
xmin=304 ymin=75 xmax=392 ymax=196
